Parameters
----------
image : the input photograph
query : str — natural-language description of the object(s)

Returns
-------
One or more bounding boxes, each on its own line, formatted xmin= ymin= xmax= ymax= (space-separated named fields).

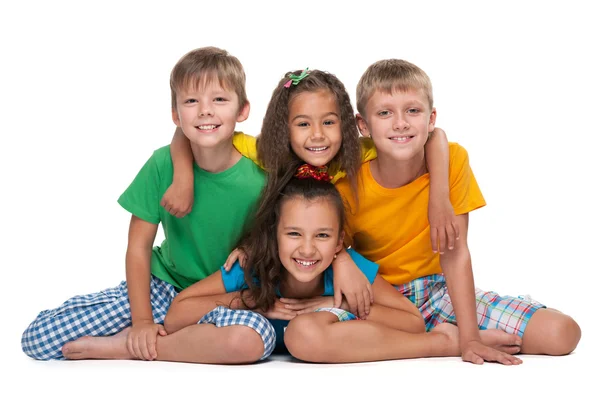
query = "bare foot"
xmin=480 ymin=329 xmax=521 ymax=354
xmin=62 ymin=328 xmax=132 ymax=360
xmin=431 ymin=324 xmax=521 ymax=355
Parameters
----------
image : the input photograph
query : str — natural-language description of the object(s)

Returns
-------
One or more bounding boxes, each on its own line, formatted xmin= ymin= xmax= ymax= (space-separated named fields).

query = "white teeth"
xmin=197 ymin=125 xmax=217 ymax=130
xmin=295 ymin=259 xmax=317 ymax=266
xmin=308 ymin=146 xmax=328 ymax=151
xmin=390 ymin=136 xmax=411 ymax=142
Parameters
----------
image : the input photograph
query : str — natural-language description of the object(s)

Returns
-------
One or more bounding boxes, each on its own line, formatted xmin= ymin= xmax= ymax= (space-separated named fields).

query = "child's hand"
xmin=332 ymin=249 xmax=374 ymax=319
xmin=259 ymin=299 xmax=298 ymax=321
xmin=160 ymin=180 xmax=194 ymax=218
xmin=223 ymin=248 xmax=248 ymax=271
xmin=428 ymin=198 xmax=459 ymax=254
xmin=461 ymin=340 xmax=522 ymax=366
xmin=126 ymin=320 xmax=167 ymax=361
xmin=280 ymin=296 xmax=334 ymax=314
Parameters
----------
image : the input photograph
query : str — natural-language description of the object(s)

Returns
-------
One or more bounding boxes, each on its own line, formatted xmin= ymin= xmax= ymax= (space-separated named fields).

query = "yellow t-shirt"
xmin=232 ymin=132 xmax=377 ymax=184
xmin=335 ymin=143 xmax=486 ymax=285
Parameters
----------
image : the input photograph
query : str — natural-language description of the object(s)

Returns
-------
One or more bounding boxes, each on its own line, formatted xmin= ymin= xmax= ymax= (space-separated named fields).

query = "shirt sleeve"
xmin=117 ymin=150 xmax=162 ymax=224
xmin=346 ymin=248 xmax=379 ymax=284
xmin=232 ymin=132 xmax=263 ymax=168
xmin=449 ymin=143 xmax=486 ymax=215
xmin=220 ymin=262 xmax=249 ymax=293
xmin=360 ymin=137 xmax=378 ymax=162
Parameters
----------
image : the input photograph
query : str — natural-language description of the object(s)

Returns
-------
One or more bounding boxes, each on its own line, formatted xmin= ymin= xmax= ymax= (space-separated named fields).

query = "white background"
xmin=1 ymin=0 xmax=598 ymax=398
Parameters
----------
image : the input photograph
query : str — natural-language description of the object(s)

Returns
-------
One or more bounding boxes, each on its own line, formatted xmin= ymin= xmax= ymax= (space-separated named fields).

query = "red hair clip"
xmin=294 ymin=164 xmax=332 ymax=182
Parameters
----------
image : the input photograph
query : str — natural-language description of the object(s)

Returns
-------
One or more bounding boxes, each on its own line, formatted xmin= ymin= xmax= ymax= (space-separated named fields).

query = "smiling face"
xmin=277 ymin=196 xmax=344 ymax=285
xmin=172 ymin=79 xmax=249 ymax=148
xmin=288 ymin=89 xmax=342 ymax=167
xmin=358 ymin=88 xmax=436 ymax=162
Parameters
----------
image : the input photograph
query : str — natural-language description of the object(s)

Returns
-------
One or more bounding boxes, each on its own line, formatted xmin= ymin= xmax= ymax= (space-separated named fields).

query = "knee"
xmin=284 ymin=314 xmax=328 ymax=362
xmin=224 ymin=326 xmax=266 ymax=363
xmin=21 ymin=320 xmax=53 ymax=360
xmin=543 ymin=314 xmax=581 ymax=356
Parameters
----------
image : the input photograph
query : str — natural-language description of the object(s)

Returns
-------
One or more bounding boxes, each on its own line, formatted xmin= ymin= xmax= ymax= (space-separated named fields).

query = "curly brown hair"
xmin=256 ymin=69 xmax=361 ymax=184
xmin=238 ymin=167 xmax=346 ymax=313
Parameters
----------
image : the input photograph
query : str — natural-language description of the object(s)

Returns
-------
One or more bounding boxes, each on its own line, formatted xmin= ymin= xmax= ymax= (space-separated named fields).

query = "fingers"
xmin=346 ymin=294 xmax=359 ymax=317
xmin=239 ymin=252 xmax=247 ymax=268
xmin=148 ymin=333 xmax=158 ymax=360
xmin=362 ymin=289 xmax=371 ymax=317
xmin=452 ymin=220 xmax=460 ymax=241
xmin=223 ymin=251 xmax=239 ymax=271
xmin=446 ymin=223 xmax=455 ymax=251
xmin=438 ymin=229 xmax=447 ymax=255
xmin=139 ymin=331 xmax=152 ymax=361
xmin=367 ymin=283 xmax=374 ymax=304
xmin=431 ymin=228 xmax=439 ymax=254
xmin=333 ymin=288 xmax=342 ymax=308
xmin=158 ymin=325 xmax=167 ymax=336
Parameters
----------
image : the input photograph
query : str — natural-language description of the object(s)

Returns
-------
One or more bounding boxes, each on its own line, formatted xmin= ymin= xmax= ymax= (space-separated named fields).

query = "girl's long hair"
xmin=238 ymin=165 xmax=345 ymax=312
xmin=256 ymin=69 xmax=361 ymax=186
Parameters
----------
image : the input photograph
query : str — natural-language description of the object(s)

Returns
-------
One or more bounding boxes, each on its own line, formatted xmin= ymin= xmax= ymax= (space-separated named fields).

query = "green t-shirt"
xmin=118 ymin=145 xmax=266 ymax=290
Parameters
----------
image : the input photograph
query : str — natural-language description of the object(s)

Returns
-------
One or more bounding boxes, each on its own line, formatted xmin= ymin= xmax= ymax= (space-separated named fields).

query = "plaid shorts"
xmin=395 ymin=274 xmax=546 ymax=337
xmin=199 ymin=306 xmax=276 ymax=360
xmin=21 ymin=276 xmax=177 ymax=360
xmin=314 ymin=307 xmax=358 ymax=322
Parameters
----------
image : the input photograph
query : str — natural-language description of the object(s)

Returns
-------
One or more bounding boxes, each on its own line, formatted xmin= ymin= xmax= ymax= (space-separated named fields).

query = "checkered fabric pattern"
xmin=21 ymin=276 xmax=177 ymax=360
xmin=199 ymin=306 xmax=276 ymax=360
xmin=314 ymin=307 xmax=358 ymax=322
xmin=394 ymin=274 xmax=545 ymax=337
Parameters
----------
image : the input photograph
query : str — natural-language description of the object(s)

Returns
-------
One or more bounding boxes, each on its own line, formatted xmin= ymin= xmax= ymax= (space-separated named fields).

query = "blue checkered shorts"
xmin=199 ymin=306 xmax=276 ymax=360
xmin=21 ymin=276 xmax=177 ymax=360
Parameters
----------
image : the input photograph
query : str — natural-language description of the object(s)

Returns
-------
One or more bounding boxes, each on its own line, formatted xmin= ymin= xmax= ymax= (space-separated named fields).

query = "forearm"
xmin=425 ymin=128 xmax=450 ymax=197
xmin=125 ymin=249 xmax=154 ymax=324
xmin=441 ymin=252 xmax=481 ymax=344
xmin=365 ymin=304 xmax=425 ymax=333
xmin=170 ymin=127 xmax=194 ymax=182
xmin=164 ymin=292 xmax=245 ymax=334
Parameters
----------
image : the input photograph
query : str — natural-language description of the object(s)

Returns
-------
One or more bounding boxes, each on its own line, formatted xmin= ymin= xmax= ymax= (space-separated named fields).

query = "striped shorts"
xmin=22 ymin=277 xmax=275 ymax=361
xmin=395 ymin=274 xmax=546 ymax=337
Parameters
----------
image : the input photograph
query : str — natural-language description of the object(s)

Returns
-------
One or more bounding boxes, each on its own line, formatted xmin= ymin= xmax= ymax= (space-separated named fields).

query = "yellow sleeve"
xmin=360 ymin=137 xmax=378 ymax=162
xmin=329 ymin=138 xmax=378 ymax=184
xmin=232 ymin=132 xmax=263 ymax=169
xmin=448 ymin=143 xmax=486 ymax=215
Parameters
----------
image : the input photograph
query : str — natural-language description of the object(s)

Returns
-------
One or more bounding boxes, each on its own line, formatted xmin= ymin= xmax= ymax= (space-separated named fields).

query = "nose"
xmin=393 ymin=116 xmax=410 ymax=131
xmin=298 ymin=237 xmax=316 ymax=257
xmin=198 ymin=101 xmax=214 ymax=117
xmin=310 ymin=126 xmax=325 ymax=140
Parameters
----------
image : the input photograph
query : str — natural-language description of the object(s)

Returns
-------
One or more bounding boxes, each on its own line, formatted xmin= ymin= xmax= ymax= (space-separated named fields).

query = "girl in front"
xmin=163 ymin=166 xmax=523 ymax=364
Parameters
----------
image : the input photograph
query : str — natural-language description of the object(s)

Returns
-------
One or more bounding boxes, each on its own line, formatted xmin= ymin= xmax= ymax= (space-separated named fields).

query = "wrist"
xmin=132 ymin=318 xmax=154 ymax=326
xmin=332 ymin=248 xmax=351 ymax=268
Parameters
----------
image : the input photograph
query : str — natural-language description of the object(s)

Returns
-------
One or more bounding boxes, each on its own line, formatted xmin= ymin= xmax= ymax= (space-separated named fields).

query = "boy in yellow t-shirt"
xmin=335 ymin=59 xmax=580 ymax=364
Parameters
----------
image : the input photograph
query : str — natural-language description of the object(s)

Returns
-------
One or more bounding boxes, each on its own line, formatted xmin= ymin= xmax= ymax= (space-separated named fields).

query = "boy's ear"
xmin=428 ymin=107 xmax=437 ymax=133
xmin=236 ymin=101 xmax=250 ymax=123
xmin=356 ymin=114 xmax=370 ymax=138
xmin=172 ymin=108 xmax=181 ymax=127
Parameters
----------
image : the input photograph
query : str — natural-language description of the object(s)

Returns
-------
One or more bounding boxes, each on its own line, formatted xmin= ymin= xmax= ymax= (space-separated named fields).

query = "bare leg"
xmin=520 ymin=308 xmax=581 ymax=355
xmin=62 ymin=324 xmax=264 ymax=364
xmin=284 ymin=313 xmax=521 ymax=365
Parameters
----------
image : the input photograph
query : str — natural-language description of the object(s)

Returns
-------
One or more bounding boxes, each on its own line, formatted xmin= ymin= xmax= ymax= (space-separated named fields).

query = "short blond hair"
xmin=356 ymin=59 xmax=433 ymax=117
xmin=170 ymin=47 xmax=248 ymax=111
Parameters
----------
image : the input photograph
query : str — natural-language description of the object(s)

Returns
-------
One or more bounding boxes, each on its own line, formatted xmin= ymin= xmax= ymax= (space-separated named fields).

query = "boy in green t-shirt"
xmin=21 ymin=47 xmax=277 ymax=363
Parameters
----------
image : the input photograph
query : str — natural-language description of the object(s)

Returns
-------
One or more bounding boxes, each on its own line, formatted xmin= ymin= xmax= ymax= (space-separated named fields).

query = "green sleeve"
xmin=117 ymin=150 xmax=163 ymax=224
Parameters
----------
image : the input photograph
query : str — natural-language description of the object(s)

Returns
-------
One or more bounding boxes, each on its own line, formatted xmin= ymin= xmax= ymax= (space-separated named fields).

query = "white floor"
xmin=6 ymin=340 xmax=596 ymax=400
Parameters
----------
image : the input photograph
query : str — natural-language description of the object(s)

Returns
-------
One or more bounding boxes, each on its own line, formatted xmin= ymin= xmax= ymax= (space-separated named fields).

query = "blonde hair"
xmin=170 ymin=47 xmax=248 ymax=111
xmin=356 ymin=59 xmax=433 ymax=117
